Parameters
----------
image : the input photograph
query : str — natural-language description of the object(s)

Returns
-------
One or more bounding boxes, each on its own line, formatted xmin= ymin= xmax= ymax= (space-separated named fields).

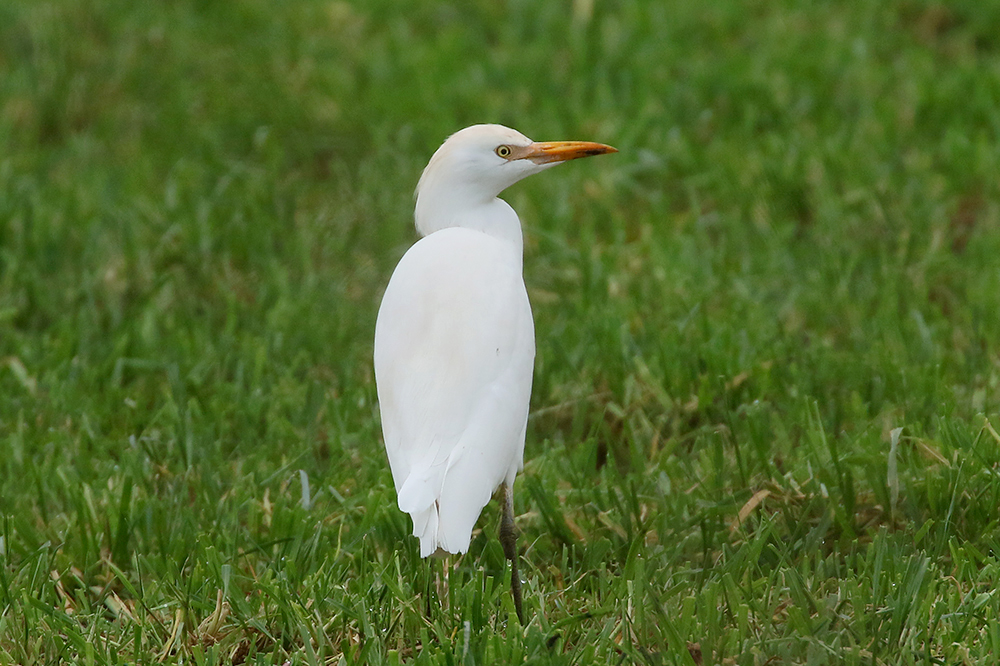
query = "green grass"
xmin=2 ymin=0 xmax=999 ymax=663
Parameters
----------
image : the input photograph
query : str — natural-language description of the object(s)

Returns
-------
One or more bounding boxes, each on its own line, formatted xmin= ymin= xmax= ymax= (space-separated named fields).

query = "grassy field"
xmin=2 ymin=0 xmax=999 ymax=663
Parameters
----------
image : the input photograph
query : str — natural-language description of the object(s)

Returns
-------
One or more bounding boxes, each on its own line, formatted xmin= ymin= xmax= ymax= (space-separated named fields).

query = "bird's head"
xmin=414 ymin=124 xmax=616 ymax=237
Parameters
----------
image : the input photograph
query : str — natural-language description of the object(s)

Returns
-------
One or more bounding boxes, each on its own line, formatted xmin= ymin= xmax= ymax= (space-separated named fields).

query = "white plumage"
xmin=375 ymin=223 xmax=534 ymax=556
xmin=374 ymin=124 xmax=616 ymax=563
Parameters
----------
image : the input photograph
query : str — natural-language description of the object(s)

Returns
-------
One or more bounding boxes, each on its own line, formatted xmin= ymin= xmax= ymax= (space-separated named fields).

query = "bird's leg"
xmin=443 ymin=556 xmax=451 ymax=614
xmin=425 ymin=561 xmax=434 ymax=619
xmin=499 ymin=482 xmax=524 ymax=625
xmin=432 ymin=557 xmax=451 ymax=617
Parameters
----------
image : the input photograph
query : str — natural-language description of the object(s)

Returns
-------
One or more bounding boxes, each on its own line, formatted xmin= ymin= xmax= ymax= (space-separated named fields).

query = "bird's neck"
xmin=414 ymin=196 xmax=524 ymax=254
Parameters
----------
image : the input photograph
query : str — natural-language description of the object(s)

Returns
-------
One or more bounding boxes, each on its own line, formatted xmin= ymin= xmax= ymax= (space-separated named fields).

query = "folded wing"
xmin=374 ymin=227 xmax=535 ymax=556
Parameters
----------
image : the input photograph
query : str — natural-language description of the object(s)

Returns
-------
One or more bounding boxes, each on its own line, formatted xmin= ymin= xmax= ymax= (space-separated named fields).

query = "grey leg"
xmin=499 ymin=482 xmax=524 ymax=624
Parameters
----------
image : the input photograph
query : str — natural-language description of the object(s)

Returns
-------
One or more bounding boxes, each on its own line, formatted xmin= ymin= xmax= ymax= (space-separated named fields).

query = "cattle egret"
xmin=374 ymin=124 xmax=616 ymax=623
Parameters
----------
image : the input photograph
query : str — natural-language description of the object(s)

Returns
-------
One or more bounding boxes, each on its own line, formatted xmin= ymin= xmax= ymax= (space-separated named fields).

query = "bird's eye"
xmin=495 ymin=145 xmax=512 ymax=158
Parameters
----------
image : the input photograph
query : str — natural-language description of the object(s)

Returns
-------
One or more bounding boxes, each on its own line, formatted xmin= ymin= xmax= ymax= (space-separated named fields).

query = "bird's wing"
xmin=374 ymin=227 xmax=534 ymax=553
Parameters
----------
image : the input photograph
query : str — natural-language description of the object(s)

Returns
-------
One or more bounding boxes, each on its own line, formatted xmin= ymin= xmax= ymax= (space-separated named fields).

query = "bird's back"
xmin=374 ymin=226 xmax=534 ymax=556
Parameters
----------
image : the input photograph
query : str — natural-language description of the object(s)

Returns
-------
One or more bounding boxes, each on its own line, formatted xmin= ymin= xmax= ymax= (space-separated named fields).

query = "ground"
xmin=1 ymin=0 xmax=999 ymax=664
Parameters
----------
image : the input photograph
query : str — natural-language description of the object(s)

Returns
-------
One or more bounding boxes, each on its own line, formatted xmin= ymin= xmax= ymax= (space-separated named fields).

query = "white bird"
xmin=374 ymin=124 xmax=616 ymax=622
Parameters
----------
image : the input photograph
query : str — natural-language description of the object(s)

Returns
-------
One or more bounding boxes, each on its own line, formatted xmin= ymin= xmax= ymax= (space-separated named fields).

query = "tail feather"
xmin=403 ymin=470 xmax=500 ymax=557
xmin=410 ymin=502 xmax=441 ymax=557
xmin=409 ymin=500 xmax=474 ymax=557
xmin=397 ymin=430 xmax=522 ymax=557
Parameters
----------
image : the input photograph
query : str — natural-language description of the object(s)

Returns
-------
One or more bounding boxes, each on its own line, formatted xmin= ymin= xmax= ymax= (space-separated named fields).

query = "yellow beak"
xmin=520 ymin=140 xmax=618 ymax=165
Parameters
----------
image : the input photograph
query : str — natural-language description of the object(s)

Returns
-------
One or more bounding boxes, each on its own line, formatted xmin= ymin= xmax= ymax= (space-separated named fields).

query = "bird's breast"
xmin=374 ymin=227 xmax=535 ymax=442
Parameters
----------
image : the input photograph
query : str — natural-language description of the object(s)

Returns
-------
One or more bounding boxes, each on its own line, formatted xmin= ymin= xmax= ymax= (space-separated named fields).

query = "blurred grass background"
xmin=1 ymin=0 xmax=999 ymax=663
